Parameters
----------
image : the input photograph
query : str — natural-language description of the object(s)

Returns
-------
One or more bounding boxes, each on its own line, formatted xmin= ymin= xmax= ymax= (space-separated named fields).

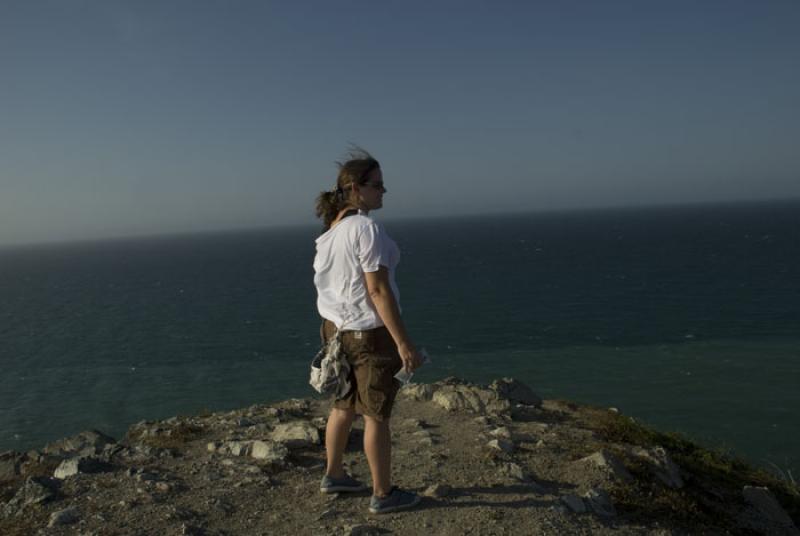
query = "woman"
xmin=313 ymin=149 xmax=423 ymax=514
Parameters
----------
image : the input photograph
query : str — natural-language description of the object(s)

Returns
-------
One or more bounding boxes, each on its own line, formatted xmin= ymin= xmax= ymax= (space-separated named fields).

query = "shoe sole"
xmin=368 ymin=495 xmax=421 ymax=514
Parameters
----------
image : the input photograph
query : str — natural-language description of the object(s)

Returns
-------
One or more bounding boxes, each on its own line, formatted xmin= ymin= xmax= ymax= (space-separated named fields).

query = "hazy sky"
xmin=2 ymin=1 xmax=799 ymax=246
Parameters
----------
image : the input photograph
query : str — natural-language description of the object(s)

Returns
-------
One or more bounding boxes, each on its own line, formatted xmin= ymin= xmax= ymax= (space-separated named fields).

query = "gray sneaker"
xmin=369 ymin=487 xmax=421 ymax=514
xmin=320 ymin=473 xmax=368 ymax=494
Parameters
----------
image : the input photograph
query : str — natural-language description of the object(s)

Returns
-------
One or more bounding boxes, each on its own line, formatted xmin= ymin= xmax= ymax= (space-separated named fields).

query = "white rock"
xmin=432 ymin=388 xmax=469 ymax=412
xmin=270 ymin=421 xmax=320 ymax=448
xmin=54 ymin=459 xmax=80 ymax=480
xmin=576 ymin=450 xmax=633 ymax=482
xmin=432 ymin=385 xmax=511 ymax=414
xmin=250 ymin=441 xmax=288 ymax=463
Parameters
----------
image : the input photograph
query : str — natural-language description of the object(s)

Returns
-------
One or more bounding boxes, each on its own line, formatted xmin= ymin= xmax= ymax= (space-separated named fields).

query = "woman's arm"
xmin=364 ymin=266 xmax=423 ymax=372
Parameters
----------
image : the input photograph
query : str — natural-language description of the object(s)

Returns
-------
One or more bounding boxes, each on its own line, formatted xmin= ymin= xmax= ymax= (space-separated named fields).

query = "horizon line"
xmin=2 ymin=196 xmax=799 ymax=251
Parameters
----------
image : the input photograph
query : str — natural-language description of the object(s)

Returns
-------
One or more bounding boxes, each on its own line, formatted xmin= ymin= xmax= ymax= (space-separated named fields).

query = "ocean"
xmin=1 ymin=200 xmax=798 ymax=477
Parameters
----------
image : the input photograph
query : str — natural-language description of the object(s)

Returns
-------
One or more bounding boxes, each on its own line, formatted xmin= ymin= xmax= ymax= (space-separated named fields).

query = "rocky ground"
xmin=2 ymin=377 xmax=799 ymax=535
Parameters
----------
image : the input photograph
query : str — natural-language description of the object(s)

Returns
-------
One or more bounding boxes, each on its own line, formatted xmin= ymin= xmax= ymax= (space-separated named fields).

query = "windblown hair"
xmin=315 ymin=147 xmax=381 ymax=231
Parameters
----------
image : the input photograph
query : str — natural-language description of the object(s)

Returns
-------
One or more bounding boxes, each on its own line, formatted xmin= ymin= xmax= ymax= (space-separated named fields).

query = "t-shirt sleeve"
xmin=356 ymin=222 xmax=389 ymax=273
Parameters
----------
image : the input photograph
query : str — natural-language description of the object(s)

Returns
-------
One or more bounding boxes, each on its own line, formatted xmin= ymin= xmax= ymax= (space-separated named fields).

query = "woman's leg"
xmin=325 ymin=406 xmax=355 ymax=477
xmin=364 ymin=415 xmax=392 ymax=496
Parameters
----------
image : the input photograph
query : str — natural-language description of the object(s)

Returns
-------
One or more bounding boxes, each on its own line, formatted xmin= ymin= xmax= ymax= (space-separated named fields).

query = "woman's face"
xmin=355 ymin=168 xmax=386 ymax=212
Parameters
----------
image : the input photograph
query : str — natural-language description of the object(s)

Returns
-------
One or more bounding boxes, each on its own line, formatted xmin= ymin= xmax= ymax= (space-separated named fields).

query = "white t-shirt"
xmin=313 ymin=211 xmax=401 ymax=330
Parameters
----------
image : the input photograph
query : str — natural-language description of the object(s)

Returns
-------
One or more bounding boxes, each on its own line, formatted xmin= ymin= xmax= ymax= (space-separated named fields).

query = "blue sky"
xmin=1 ymin=1 xmax=799 ymax=245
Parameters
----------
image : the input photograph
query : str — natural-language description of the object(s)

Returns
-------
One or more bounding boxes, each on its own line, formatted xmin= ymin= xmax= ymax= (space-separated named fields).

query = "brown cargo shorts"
xmin=322 ymin=319 xmax=404 ymax=421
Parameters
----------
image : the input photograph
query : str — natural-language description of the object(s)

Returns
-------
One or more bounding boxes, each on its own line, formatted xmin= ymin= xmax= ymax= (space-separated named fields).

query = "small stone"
xmin=317 ymin=508 xmax=336 ymax=520
xmin=212 ymin=499 xmax=235 ymax=515
xmin=583 ymin=488 xmax=616 ymax=517
xmin=155 ymin=482 xmax=171 ymax=492
xmin=344 ymin=524 xmax=382 ymax=536
xmin=487 ymin=439 xmax=514 ymax=453
xmin=206 ymin=442 xmax=219 ymax=453
xmin=135 ymin=471 xmax=159 ymax=482
xmin=489 ymin=427 xmax=512 ymax=440
xmin=422 ymin=484 xmax=452 ymax=497
xmin=500 ymin=462 xmax=527 ymax=481
xmin=561 ymin=494 xmax=586 ymax=513
xmin=48 ymin=506 xmax=79 ymax=527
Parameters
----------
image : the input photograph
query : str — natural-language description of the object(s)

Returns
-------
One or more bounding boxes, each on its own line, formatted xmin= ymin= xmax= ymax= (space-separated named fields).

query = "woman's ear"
xmin=349 ymin=183 xmax=362 ymax=204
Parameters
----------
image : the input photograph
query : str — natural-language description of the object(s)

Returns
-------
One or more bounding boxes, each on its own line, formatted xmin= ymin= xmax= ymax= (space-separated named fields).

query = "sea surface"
xmin=1 ymin=200 xmax=798 ymax=477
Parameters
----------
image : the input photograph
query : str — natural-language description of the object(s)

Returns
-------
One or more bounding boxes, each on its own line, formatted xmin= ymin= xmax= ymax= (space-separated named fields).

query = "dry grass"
xmin=571 ymin=405 xmax=800 ymax=532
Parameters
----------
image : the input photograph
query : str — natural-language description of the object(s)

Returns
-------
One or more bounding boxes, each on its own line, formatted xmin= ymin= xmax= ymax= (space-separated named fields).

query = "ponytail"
xmin=315 ymin=188 xmax=346 ymax=231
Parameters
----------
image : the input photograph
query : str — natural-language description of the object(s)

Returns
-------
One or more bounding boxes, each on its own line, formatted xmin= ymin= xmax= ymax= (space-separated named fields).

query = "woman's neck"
xmin=330 ymin=206 xmax=367 ymax=229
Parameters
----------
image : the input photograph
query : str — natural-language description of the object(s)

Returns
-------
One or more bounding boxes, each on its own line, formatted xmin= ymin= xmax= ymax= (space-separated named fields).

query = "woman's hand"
xmin=398 ymin=343 xmax=423 ymax=373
